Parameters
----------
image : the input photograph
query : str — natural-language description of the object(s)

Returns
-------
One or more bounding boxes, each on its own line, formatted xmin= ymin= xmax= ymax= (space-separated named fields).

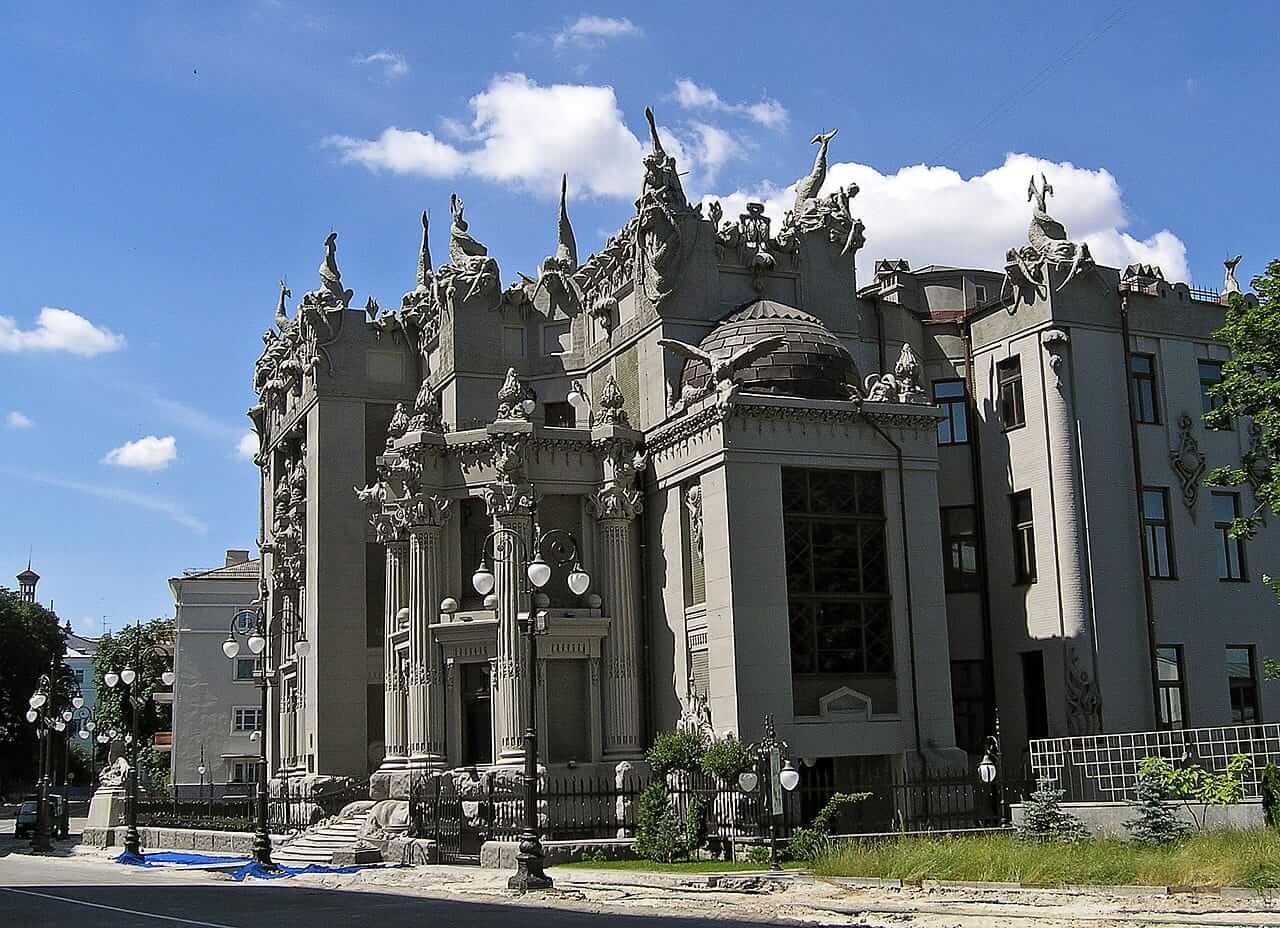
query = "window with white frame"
xmin=232 ymin=706 xmax=263 ymax=734
xmin=229 ymin=760 xmax=261 ymax=784
xmin=234 ymin=657 xmax=263 ymax=681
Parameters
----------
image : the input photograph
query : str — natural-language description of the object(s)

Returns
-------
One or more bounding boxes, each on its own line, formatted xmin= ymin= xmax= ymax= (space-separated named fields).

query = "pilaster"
xmin=407 ymin=495 xmax=451 ymax=770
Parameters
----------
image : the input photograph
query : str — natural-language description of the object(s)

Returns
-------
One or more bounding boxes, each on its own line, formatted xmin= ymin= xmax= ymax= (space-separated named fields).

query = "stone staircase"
xmin=272 ymin=811 xmax=371 ymax=867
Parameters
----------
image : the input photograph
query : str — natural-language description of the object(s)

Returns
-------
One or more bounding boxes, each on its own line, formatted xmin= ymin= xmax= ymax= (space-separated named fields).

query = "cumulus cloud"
xmin=327 ymin=73 xmax=650 ymax=199
xmin=704 ymin=152 xmax=1190 ymax=284
xmin=552 ymin=15 xmax=642 ymax=48
xmin=0 ymin=307 xmax=125 ymax=356
xmin=672 ymin=79 xmax=788 ymax=130
xmin=237 ymin=431 xmax=259 ymax=462
xmin=353 ymin=50 xmax=409 ymax=81
xmin=102 ymin=435 xmax=178 ymax=472
xmin=686 ymin=122 xmax=743 ymax=183
xmin=6 ymin=411 xmax=33 ymax=429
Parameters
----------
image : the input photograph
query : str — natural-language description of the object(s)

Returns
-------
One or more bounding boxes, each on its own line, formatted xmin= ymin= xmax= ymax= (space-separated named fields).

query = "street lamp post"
xmin=736 ymin=715 xmax=800 ymax=870
xmin=103 ymin=621 xmax=176 ymax=859
xmin=25 ymin=666 xmax=65 ymax=853
xmin=222 ymin=599 xmax=308 ymax=869
xmin=977 ymin=714 xmax=1004 ymax=826
xmin=471 ymin=519 xmax=591 ymax=893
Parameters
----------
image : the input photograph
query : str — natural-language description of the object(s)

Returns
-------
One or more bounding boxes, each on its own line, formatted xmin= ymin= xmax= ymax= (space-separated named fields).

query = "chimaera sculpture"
xmin=1004 ymin=174 xmax=1094 ymax=304
xmin=658 ymin=334 xmax=787 ymax=414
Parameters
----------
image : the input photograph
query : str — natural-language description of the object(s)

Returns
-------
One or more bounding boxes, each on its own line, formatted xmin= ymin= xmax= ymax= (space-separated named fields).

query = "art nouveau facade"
xmin=247 ymin=111 xmax=1277 ymax=795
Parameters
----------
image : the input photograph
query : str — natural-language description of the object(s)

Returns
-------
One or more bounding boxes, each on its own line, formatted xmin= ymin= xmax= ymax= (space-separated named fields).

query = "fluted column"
xmin=592 ymin=486 xmax=644 ymax=756
xmin=382 ymin=539 xmax=410 ymax=767
xmin=1040 ymin=329 xmax=1102 ymax=734
xmin=486 ymin=482 xmax=534 ymax=765
xmin=407 ymin=496 xmax=451 ymax=770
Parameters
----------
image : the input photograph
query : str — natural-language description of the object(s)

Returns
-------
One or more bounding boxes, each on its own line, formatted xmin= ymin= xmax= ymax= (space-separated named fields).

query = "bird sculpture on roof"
xmin=448 ymin=194 xmax=489 ymax=263
xmin=274 ymin=279 xmax=292 ymax=333
xmin=793 ymin=128 xmax=839 ymax=212
xmin=658 ymin=333 xmax=787 ymax=414
xmin=1224 ymin=254 xmax=1243 ymax=294
xmin=318 ymin=232 xmax=354 ymax=306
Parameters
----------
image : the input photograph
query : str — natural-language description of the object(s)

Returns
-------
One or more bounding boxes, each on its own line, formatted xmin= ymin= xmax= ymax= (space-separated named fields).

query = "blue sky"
xmin=2 ymin=1 xmax=1277 ymax=636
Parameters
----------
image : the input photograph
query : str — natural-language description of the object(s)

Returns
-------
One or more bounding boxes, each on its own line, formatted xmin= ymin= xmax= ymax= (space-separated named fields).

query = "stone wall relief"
xmin=684 ymin=483 xmax=704 ymax=564
xmin=1064 ymin=646 xmax=1102 ymax=736
xmin=1040 ymin=328 xmax=1071 ymax=390
xmin=589 ymin=439 xmax=645 ymax=522
xmin=1003 ymin=174 xmax=1095 ymax=310
xmin=1169 ymin=412 xmax=1207 ymax=518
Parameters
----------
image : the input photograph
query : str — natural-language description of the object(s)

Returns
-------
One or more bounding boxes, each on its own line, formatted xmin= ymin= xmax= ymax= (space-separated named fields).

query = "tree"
xmin=0 ymin=587 xmax=74 ymax=795
xmin=1203 ymin=259 xmax=1280 ymax=676
xmin=1125 ymin=768 xmax=1192 ymax=845
xmin=1017 ymin=780 xmax=1090 ymax=842
xmin=92 ymin=619 xmax=174 ymax=749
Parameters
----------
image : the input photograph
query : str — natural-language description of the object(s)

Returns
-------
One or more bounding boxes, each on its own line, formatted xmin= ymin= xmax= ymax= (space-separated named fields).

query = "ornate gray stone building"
xmin=248 ymin=111 xmax=1277 ymax=796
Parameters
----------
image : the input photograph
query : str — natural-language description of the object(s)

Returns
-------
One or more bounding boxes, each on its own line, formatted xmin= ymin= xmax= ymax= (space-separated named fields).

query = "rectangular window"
xmin=543 ymin=401 xmax=575 ymax=428
xmin=1227 ymin=646 xmax=1260 ymax=723
xmin=1156 ymin=645 xmax=1187 ymax=729
xmin=234 ymin=657 xmax=263 ymax=681
xmin=1213 ymin=491 xmax=1247 ymax=580
xmin=950 ymin=660 xmax=987 ymax=754
xmin=1011 ymin=491 xmax=1036 ymax=584
xmin=230 ymin=760 xmax=261 ymax=784
xmin=232 ymin=707 xmax=263 ymax=734
xmin=1199 ymin=360 xmax=1229 ymax=427
xmin=545 ymin=660 xmax=591 ymax=763
xmin=1021 ymin=651 xmax=1049 ymax=741
xmin=973 ymin=284 xmax=987 ymax=305
xmin=1130 ymin=353 xmax=1160 ymax=424
xmin=997 ymin=357 xmax=1025 ymax=430
xmin=1142 ymin=488 xmax=1176 ymax=579
xmin=782 ymin=468 xmax=894 ymax=717
xmin=934 ymin=380 xmax=969 ymax=445
xmin=941 ymin=506 xmax=980 ymax=592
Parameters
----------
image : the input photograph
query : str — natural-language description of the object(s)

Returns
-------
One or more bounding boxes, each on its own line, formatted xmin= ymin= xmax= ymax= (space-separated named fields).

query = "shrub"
xmin=1018 ymin=780 xmax=1090 ymax=842
xmin=1136 ymin=754 xmax=1252 ymax=830
xmin=745 ymin=844 xmax=772 ymax=866
xmin=785 ymin=792 xmax=869 ymax=862
xmin=634 ymin=782 xmax=686 ymax=863
xmin=1263 ymin=763 xmax=1280 ymax=828
xmin=685 ymin=793 xmax=709 ymax=852
xmin=1125 ymin=770 xmax=1191 ymax=845
xmin=646 ymin=729 xmax=706 ymax=777
xmin=700 ymin=736 xmax=751 ymax=782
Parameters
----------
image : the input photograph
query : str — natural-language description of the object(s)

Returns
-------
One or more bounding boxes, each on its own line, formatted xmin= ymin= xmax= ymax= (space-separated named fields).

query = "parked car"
xmin=13 ymin=794 xmax=69 ymax=839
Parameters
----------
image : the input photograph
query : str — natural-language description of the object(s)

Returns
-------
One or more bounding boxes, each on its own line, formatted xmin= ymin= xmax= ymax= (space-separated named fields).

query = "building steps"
xmin=271 ymin=814 xmax=370 ymax=867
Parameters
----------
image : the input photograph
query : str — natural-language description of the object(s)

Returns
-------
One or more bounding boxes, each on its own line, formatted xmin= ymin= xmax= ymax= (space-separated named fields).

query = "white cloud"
xmin=102 ymin=435 xmax=178 ymax=472
xmin=11 ymin=470 xmax=206 ymax=534
xmin=353 ymin=50 xmax=408 ymax=81
xmin=672 ymin=79 xmax=788 ymax=130
xmin=704 ymin=152 xmax=1190 ymax=285
xmin=237 ymin=431 xmax=259 ymax=462
xmin=552 ymin=15 xmax=641 ymax=49
xmin=0 ymin=307 xmax=125 ymax=356
xmin=327 ymin=73 xmax=648 ymax=199
xmin=6 ymin=411 xmax=33 ymax=429
xmin=687 ymin=122 xmax=742 ymax=183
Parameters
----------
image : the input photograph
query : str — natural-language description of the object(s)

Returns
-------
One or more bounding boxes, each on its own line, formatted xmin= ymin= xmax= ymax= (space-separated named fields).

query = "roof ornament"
xmin=1003 ymin=174 xmax=1094 ymax=309
xmin=637 ymin=107 xmax=691 ymax=306
xmin=447 ymin=193 xmax=488 ymax=262
xmin=274 ymin=279 xmax=292 ymax=333
xmin=417 ymin=210 xmax=433 ymax=290
xmin=318 ymin=232 xmax=354 ymax=307
xmin=658 ymin=333 xmax=786 ymax=416
xmin=775 ymin=127 xmax=864 ymax=261
xmin=1224 ymin=254 xmax=1243 ymax=295
xmin=435 ymin=194 xmax=500 ymax=310
xmin=554 ymin=174 xmax=577 ymax=271
xmin=792 ymin=128 xmax=838 ymax=214
xmin=863 ymin=343 xmax=929 ymax=405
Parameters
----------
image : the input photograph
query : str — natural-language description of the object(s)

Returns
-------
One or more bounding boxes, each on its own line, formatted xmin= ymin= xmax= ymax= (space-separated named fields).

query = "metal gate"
xmin=409 ymin=775 xmax=489 ymax=865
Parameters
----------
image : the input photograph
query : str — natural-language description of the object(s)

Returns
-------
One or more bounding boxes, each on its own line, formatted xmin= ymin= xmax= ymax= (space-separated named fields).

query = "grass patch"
xmin=811 ymin=831 xmax=1280 ymax=889
xmin=556 ymin=858 xmax=805 ymax=873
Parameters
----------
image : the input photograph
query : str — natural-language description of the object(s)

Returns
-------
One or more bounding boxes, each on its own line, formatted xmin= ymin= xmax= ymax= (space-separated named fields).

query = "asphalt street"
xmin=0 ymin=848 xmax=784 ymax=928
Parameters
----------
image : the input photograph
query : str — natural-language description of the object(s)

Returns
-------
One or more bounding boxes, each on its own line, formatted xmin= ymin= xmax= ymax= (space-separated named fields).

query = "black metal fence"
xmin=134 ymin=779 xmax=370 ymax=833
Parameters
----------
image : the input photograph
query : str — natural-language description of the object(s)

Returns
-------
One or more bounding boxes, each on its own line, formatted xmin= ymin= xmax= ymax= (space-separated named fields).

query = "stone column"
xmin=1040 ymin=328 xmax=1102 ymax=734
xmin=486 ymin=482 xmax=534 ymax=765
xmin=592 ymin=488 xmax=644 ymax=757
xmin=407 ymin=496 xmax=451 ymax=770
xmin=382 ymin=539 xmax=410 ymax=767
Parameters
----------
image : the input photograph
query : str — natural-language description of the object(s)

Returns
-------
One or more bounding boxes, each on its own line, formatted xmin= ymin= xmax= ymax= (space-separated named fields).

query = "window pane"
xmin=1226 ymin=647 xmax=1253 ymax=679
xmin=781 ymin=468 xmax=808 ymax=514
xmin=935 ymin=381 xmax=964 ymax=399
xmin=1143 ymin=490 xmax=1167 ymax=521
xmin=1213 ymin=492 xmax=1239 ymax=524
xmin=1157 ymin=648 xmax=1181 ymax=681
xmin=1130 ymin=355 xmax=1152 ymax=375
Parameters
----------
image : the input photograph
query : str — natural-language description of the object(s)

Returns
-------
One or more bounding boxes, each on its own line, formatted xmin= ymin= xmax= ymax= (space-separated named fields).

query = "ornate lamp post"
xmin=222 ymin=600 xmax=308 ymax=869
xmin=471 ymin=518 xmax=591 ymax=892
xmin=977 ymin=714 xmax=1004 ymax=826
xmin=24 ymin=666 xmax=65 ymax=853
xmin=103 ymin=622 xmax=175 ymax=858
xmin=736 ymin=715 xmax=800 ymax=870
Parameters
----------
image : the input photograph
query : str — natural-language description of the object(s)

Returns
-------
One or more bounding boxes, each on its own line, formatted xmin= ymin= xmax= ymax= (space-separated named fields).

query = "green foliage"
xmin=92 ymin=618 xmax=174 ymax=743
xmin=634 ymin=781 xmax=686 ymax=863
xmin=1263 ymin=764 xmax=1280 ymax=828
xmin=700 ymin=735 xmax=751 ymax=782
xmin=684 ymin=793 xmax=709 ymax=853
xmin=1125 ymin=770 xmax=1192 ymax=845
xmin=785 ymin=792 xmax=870 ymax=862
xmin=140 ymin=746 xmax=171 ymax=790
xmin=809 ymin=831 xmax=1280 ymax=890
xmin=136 ymin=812 xmax=252 ymax=833
xmin=0 ymin=587 xmax=74 ymax=792
xmin=645 ymin=729 xmax=706 ymax=777
xmin=1135 ymin=754 xmax=1252 ymax=831
xmin=745 ymin=845 xmax=772 ymax=866
xmin=1017 ymin=780 xmax=1090 ymax=842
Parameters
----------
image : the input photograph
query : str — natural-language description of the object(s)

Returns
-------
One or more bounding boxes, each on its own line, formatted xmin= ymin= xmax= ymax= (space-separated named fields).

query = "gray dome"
xmin=679 ymin=300 xmax=857 ymax=400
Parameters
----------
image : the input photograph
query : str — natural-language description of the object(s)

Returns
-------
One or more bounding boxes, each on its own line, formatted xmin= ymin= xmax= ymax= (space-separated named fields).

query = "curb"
xmin=830 ymin=875 xmax=1272 ymax=899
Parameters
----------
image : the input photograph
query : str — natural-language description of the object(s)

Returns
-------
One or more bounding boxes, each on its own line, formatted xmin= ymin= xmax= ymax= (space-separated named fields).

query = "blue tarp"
xmin=230 ymin=861 xmax=370 ymax=881
xmin=115 ymin=851 xmax=252 ymax=868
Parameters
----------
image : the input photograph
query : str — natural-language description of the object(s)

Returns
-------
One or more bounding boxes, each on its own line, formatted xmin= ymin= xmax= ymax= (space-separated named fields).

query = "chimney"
xmin=225 ymin=549 xmax=250 ymax=567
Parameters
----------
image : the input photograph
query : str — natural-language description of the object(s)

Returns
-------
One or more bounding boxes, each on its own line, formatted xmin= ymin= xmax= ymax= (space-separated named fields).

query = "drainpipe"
xmin=637 ymin=491 xmax=653 ymax=750
xmin=864 ymin=415 xmax=926 ymax=772
xmin=875 ymin=301 xmax=887 ymax=376
xmin=1119 ymin=293 xmax=1163 ymax=725
xmin=961 ymin=317 xmax=999 ymax=737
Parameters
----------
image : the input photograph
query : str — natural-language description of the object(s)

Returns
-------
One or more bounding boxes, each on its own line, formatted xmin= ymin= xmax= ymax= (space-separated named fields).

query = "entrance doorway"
xmin=461 ymin=662 xmax=493 ymax=766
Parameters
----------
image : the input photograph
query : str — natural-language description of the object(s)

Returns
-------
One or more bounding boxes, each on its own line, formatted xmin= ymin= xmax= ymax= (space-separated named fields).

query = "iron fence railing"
xmin=134 ymin=779 xmax=369 ymax=833
xmin=1030 ymin=724 xmax=1280 ymax=802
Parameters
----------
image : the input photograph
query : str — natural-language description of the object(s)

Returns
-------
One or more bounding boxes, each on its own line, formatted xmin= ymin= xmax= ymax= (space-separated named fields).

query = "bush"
xmin=745 ymin=845 xmax=772 ymax=866
xmin=700 ymin=736 xmax=751 ymax=782
xmin=1125 ymin=771 xmax=1191 ymax=845
xmin=1018 ymin=780 xmax=1090 ymax=842
xmin=634 ymin=782 xmax=686 ymax=863
xmin=1263 ymin=764 xmax=1280 ymax=828
xmin=785 ymin=792 xmax=869 ymax=862
xmin=1136 ymin=754 xmax=1252 ymax=829
xmin=646 ymin=730 xmax=706 ymax=777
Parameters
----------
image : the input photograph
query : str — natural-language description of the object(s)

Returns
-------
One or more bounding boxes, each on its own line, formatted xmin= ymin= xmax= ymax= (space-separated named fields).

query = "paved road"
xmin=0 ymin=850 xmax=780 ymax=928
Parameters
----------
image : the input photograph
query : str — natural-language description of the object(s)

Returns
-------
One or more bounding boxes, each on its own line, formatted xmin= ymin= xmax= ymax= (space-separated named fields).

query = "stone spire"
xmin=416 ymin=210 xmax=433 ymax=290
xmin=555 ymin=174 xmax=577 ymax=271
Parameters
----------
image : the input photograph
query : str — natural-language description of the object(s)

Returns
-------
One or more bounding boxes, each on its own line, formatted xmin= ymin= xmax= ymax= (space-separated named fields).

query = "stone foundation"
xmin=479 ymin=838 xmax=636 ymax=869
xmin=1010 ymin=799 xmax=1264 ymax=839
xmin=81 ymin=825 xmax=284 ymax=854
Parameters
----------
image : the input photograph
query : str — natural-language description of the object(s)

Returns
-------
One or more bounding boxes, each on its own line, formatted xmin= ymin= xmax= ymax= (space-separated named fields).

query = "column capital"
xmin=588 ymin=486 xmax=642 ymax=522
xmin=405 ymin=494 xmax=452 ymax=530
xmin=485 ymin=478 xmax=535 ymax=518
